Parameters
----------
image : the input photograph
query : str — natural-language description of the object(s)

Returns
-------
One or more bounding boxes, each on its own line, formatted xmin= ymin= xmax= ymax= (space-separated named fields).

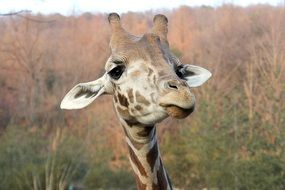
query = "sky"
xmin=0 ymin=0 xmax=283 ymax=15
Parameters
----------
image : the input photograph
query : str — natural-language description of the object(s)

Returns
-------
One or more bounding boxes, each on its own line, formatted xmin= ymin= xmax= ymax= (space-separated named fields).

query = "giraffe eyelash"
xmin=113 ymin=60 xmax=124 ymax=65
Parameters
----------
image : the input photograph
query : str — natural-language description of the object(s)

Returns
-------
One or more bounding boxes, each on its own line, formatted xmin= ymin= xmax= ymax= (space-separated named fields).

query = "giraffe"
xmin=60 ymin=13 xmax=211 ymax=190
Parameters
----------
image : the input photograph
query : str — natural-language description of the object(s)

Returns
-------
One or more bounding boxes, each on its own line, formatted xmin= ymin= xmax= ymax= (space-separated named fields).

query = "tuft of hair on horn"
xmin=108 ymin=12 xmax=120 ymax=23
xmin=153 ymin=14 xmax=168 ymax=25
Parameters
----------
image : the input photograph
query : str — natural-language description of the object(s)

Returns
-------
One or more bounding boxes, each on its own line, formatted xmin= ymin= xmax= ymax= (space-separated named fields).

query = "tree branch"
xmin=0 ymin=10 xmax=31 ymax=16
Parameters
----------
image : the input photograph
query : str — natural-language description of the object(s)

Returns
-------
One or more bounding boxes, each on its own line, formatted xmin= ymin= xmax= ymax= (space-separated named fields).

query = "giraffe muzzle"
xmin=159 ymin=80 xmax=196 ymax=119
xmin=160 ymin=103 xmax=195 ymax=119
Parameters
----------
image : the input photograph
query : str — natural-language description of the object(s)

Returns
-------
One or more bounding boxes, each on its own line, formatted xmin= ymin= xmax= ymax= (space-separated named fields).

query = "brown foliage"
xmin=0 ymin=5 xmax=284 ymax=176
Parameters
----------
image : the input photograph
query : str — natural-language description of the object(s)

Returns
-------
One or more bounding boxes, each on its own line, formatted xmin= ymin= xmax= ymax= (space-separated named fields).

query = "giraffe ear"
xmin=180 ymin=64 xmax=212 ymax=87
xmin=60 ymin=76 xmax=107 ymax=110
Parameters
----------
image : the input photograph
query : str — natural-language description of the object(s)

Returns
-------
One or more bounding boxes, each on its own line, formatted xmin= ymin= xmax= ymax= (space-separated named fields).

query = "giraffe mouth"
xmin=159 ymin=103 xmax=195 ymax=119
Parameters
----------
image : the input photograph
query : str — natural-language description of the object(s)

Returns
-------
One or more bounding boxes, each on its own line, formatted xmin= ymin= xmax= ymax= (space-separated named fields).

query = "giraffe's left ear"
xmin=179 ymin=64 xmax=212 ymax=87
xmin=60 ymin=75 xmax=110 ymax=109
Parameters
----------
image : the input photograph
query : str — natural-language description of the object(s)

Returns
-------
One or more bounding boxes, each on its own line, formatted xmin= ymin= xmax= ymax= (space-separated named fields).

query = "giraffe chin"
xmin=164 ymin=105 xmax=195 ymax=119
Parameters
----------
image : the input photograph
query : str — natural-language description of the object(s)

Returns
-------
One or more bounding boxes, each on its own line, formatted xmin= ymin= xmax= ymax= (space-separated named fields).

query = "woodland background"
xmin=0 ymin=4 xmax=284 ymax=190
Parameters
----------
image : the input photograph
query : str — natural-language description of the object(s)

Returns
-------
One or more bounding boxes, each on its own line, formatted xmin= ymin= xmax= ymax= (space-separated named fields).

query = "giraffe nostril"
xmin=166 ymin=80 xmax=179 ymax=90
xmin=168 ymin=83 xmax=178 ymax=89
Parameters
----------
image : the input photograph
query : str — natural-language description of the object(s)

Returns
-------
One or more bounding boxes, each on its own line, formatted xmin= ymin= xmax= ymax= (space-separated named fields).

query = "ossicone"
xmin=108 ymin=12 xmax=120 ymax=23
xmin=152 ymin=14 xmax=169 ymax=46
xmin=108 ymin=12 xmax=121 ymax=31
xmin=153 ymin=14 xmax=168 ymax=25
xmin=108 ymin=12 xmax=138 ymax=51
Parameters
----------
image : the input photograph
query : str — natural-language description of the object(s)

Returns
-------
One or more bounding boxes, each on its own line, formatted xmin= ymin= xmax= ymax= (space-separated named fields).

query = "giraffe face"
xmin=60 ymin=13 xmax=212 ymax=125
xmin=104 ymin=35 xmax=199 ymax=125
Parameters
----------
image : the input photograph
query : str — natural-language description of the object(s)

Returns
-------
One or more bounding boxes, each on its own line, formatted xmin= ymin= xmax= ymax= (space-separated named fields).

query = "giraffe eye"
xmin=108 ymin=65 xmax=125 ymax=80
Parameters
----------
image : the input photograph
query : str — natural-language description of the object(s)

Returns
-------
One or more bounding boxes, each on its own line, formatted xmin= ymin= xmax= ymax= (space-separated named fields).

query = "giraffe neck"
xmin=120 ymin=119 xmax=172 ymax=190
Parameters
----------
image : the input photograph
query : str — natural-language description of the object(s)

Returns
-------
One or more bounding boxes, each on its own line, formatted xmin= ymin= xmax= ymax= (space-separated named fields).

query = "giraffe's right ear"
xmin=60 ymin=76 xmax=110 ymax=110
xmin=180 ymin=65 xmax=212 ymax=88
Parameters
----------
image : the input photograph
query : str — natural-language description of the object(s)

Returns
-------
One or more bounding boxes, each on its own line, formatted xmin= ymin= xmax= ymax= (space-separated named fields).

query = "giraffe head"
xmin=60 ymin=13 xmax=211 ymax=126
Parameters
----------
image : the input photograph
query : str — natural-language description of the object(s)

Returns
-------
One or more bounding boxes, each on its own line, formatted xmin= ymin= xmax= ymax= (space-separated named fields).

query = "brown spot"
xmin=114 ymin=84 xmax=121 ymax=91
xmin=128 ymin=89 xmax=134 ymax=103
xmin=135 ymin=91 xmax=150 ymax=106
xmin=128 ymin=145 xmax=147 ymax=177
xmin=137 ymin=127 xmax=154 ymax=138
xmin=152 ymin=159 xmax=169 ymax=190
xmin=148 ymin=68 xmax=154 ymax=77
xmin=118 ymin=93 xmax=129 ymax=107
xmin=146 ymin=142 xmax=159 ymax=172
xmin=134 ymin=172 xmax=147 ymax=190
xmin=153 ymin=75 xmax=156 ymax=84
xmin=116 ymin=106 xmax=130 ymax=118
xmin=135 ymin=105 xmax=142 ymax=111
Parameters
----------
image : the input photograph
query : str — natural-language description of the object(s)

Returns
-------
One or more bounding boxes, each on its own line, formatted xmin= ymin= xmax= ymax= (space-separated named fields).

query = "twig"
xmin=0 ymin=10 xmax=31 ymax=16
xmin=0 ymin=10 xmax=56 ymax=23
